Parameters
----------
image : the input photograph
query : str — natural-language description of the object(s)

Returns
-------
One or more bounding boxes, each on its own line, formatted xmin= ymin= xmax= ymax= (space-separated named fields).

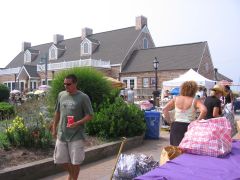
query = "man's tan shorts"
xmin=54 ymin=139 xmax=85 ymax=165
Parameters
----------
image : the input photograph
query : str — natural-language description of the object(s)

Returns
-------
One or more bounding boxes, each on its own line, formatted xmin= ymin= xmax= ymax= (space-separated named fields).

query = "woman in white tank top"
xmin=163 ymin=81 xmax=207 ymax=146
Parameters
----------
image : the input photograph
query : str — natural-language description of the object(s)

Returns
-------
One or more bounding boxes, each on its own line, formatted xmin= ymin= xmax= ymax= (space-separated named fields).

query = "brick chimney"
xmin=135 ymin=15 xmax=147 ymax=30
xmin=81 ymin=27 xmax=93 ymax=40
xmin=22 ymin=42 xmax=31 ymax=51
xmin=53 ymin=34 xmax=64 ymax=44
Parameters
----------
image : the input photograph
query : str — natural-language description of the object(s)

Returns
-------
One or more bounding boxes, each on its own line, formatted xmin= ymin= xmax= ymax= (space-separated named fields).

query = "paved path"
xmin=40 ymin=130 xmax=170 ymax=180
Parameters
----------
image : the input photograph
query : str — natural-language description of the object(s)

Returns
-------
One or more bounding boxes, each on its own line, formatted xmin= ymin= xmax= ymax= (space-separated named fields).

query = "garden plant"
xmin=0 ymin=67 xmax=146 ymax=153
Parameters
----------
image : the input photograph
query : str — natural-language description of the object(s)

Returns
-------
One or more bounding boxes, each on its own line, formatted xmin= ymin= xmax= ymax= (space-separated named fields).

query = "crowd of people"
xmin=38 ymin=75 xmax=235 ymax=179
xmin=162 ymin=81 xmax=235 ymax=146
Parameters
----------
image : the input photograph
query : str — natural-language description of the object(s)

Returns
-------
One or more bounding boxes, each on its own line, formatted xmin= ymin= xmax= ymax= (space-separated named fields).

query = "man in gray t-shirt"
xmin=52 ymin=74 xmax=93 ymax=180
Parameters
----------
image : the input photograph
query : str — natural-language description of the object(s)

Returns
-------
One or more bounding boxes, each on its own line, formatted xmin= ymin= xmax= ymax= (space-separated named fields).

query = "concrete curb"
xmin=0 ymin=135 xmax=144 ymax=180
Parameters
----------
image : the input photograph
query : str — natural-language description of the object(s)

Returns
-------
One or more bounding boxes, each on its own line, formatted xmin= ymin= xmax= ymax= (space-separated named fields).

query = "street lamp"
xmin=153 ymin=57 xmax=159 ymax=107
xmin=40 ymin=54 xmax=48 ymax=85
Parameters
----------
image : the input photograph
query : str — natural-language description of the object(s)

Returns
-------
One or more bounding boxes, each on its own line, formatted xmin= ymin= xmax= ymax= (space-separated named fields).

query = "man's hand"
xmin=67 ymin=121 xmax=82 ymax=128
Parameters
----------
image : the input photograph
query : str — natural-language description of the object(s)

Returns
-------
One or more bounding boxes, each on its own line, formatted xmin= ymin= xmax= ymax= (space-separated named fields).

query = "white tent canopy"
xmin=162 ymin=69 xmax=216 ymax=89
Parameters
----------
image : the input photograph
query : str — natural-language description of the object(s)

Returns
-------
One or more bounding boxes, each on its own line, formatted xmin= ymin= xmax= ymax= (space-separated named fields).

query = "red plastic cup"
xmin=67 ymin=116 xmax=74 ymax=127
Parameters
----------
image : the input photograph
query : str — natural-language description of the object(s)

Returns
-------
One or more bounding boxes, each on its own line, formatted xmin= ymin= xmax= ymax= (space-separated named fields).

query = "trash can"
xmin=144 ymin=111 xmax=161 ymax=139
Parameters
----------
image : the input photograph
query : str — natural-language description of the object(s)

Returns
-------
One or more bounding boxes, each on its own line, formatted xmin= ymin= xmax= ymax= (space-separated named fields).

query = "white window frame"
xmin=80 ymin=39 xmax=92 ymax=56
xmin=83 ymin=42 xmax=89 ymax=54
xmin=49 ymin=46 xmax=58 ymax=60
xmin=30 ymin=80 xmax=38 ymax=90
xmin=120 ymin=77 xmax=137 ymax=89
xmin=41 ymin=79 xmax=52 ymax=85
xmin=4 ymin=81 xmax=24 ymax=91
xmin=24 ymin=50 xmax=31 ymax=63
xmin=143 ymin=77 xmax=149 ymax=88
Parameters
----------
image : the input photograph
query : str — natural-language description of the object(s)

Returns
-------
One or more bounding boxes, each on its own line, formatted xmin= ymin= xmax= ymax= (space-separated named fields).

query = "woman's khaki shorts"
xmin=54 ymin=139 xmax=85 ymax=165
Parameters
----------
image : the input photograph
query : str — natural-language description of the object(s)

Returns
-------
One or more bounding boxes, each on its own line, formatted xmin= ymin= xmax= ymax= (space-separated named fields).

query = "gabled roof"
xmin=6 ymin=26 xmax=142 ymax=68
xmin=215 ymin=72 xmax=232 ymax=82
xmin=90 ymin=27 xmax=141 ymax=64
xmin=122 ymin=42 xmax=206 ymax=73
xmin=6 ymin=43 xmax=52 ymax=68
xmin=17 ymin=64 xmax=39 ymax=79
xmin=24 ymin=65 xmax=39 ymax=78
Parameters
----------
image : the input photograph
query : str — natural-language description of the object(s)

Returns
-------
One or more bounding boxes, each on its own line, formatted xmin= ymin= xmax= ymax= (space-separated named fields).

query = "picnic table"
xmin=135 ymin=140 xmax=240 ymax=180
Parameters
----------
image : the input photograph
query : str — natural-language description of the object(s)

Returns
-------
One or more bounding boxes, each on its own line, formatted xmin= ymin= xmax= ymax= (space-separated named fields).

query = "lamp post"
xmin=40 ymin=54 xmax=48 ymax=85
xmin=153 ymin=57 xmax=159 ymax=107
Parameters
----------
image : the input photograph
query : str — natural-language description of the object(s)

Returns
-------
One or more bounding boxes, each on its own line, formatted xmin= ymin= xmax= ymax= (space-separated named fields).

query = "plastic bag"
xmin=113 ymin=153 xmax=158 ymax=179
xmin=179 ymin=117 xmax=232 ymax=157
xmin=223 ymin=104 xmax=238 ymax=137
xmin=135 ymin=154 xmax=159 ymax=176
xmin=114 ymin=154 xmax=137 ymax=180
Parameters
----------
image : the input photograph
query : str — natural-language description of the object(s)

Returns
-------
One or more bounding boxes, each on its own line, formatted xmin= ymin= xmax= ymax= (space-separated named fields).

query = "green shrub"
xmin=0 ymin=132 xmax=10 ymax=150
xmin=86 ymin=97 xmax=146 ymax=139
xmin=5 ymin=116 xmax=28 ymax=147
xmin=0 ymin=84 xmax=10 ymax=102
xmin=0 ymin=102 xmax=15 ymax=120
xmin=4 ymin=115 xmax=53 ymax=148
xmin=48 ymin=67 xmax=113 ymax=111
xmin=0 ymin=96 xmax=53 ymax=149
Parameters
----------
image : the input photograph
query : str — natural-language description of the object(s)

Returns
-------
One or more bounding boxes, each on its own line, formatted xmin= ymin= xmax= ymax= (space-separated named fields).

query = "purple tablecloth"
xmin=135 ymin=140 xmax=240 ymax=180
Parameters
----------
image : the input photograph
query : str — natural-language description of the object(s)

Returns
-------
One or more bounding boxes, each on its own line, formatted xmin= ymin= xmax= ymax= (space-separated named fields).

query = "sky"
xmin=0 ymin=0 xmax=239 ymax=89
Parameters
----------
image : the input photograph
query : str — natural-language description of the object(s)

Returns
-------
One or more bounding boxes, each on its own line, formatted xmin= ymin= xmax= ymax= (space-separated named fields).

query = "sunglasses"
xmin=64 ymin=83 xmax=72 ymax=86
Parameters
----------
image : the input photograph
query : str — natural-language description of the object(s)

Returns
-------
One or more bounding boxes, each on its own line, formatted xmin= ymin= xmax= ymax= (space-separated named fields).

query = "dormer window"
xmin=143 ymin=38 xmax=148 ymax=49
xmin=81 ymin=39 xmax=92 ymax=56
xmin=49 ymin=46 xmax=57 ymax=60
xmin=24 ymin=51 xmax=31 ymax=63
xmin=83 ymin=42 xmax=89 ymax=54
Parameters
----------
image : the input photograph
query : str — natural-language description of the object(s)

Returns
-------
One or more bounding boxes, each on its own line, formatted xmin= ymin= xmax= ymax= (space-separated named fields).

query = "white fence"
xmin=37 ymin=59 xmax=110 ymax=71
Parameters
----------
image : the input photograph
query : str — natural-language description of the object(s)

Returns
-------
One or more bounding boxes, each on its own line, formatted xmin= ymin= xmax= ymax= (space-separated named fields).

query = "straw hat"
xmin=211 ymin=84 xmax=227 ymax=96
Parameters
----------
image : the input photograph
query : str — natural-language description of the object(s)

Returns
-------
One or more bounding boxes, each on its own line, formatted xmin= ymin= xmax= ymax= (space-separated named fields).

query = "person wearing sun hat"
xmin=204 ymin=84 xmax=227 ymax=119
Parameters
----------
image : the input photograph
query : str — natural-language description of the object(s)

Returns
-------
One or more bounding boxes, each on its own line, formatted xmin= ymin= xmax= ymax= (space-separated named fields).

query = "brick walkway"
xmin=40 ymin=130 xmax=170 ymax=180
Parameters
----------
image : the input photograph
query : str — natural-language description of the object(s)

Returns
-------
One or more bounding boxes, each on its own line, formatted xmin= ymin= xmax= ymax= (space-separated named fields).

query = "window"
xmin=30 ymin=81 xmax=37 ymax=90
xmin=50 ymin=47 xmax=57 ymax=60
xmin=143 ymin=78 xmax=149 ymax=88
xmin=7 ymin=82 xmax=11 ymax=90
xmin=150 ymin=77 xmax=156 ymax=87
xmin=33 ymin=82 xmax=37 ymax=90
xmin=83 ymin=42 xmax=89 ymax=54
xmin=143 ymin=38 xmax=148 ymax=49
xmin=121 ymin=77 xmax=137 ymax=89
xmin=81 ymin=39 xmax=92 ymax=56
xmin=24 ymin=51 xmax=31 ymax=63
xmin=130 ymin=79 xmax=135 ymax=88
xmin=20 ymin=82 xmax=24 ymax=91
xmin=12 ymin=82 xmax=16 ymax=90
xmin=123 ymin=80 xmax=127 ymax=87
